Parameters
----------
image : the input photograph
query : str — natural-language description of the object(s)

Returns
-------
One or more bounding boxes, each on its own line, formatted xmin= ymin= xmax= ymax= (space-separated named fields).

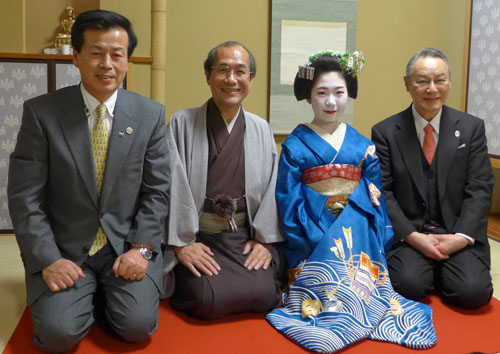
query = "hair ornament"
xmin=297 ymin=50 xmax=365 ymax=80
xmin=297 ymin=64 xmax=315 ymax=80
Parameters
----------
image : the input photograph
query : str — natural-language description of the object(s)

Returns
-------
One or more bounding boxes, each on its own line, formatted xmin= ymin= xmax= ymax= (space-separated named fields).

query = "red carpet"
xmin=4 ymin=296 xmax=500 ymax=353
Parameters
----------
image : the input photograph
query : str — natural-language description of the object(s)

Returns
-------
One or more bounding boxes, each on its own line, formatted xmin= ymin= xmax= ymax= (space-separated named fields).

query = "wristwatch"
xmin=131 ymin=244 xmax=153 ymax=260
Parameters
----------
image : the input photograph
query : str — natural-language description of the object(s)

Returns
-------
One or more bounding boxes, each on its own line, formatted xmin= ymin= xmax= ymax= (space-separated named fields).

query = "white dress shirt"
xmin=80 ymin=84 xmax=117 ymax=137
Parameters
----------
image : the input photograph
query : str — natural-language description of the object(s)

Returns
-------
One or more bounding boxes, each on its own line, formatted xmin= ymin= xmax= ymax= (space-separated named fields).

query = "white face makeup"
xmin=307 ymin=71 xmax=348 ymax=129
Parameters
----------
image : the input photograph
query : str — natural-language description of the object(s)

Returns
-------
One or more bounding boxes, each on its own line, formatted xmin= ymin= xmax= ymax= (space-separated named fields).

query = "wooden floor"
xmin=489 ymin=214 xmax=500 ymax=241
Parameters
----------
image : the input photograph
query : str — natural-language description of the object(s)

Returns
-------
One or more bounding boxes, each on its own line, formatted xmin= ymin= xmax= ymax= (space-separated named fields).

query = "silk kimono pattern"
xmin=266 ymin=124 xmax=436 ymax=352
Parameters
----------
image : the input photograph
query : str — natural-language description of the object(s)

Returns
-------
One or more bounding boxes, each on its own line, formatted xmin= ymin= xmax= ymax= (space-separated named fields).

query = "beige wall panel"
xmin=441 ymin=0 xmax=468 ymax=111
xmin=25 ymin=0 xmax=98 ymax=53
xmin=100 ymin=0 xmax=151 ymax=57
xmin=130 ymin=63 xmax=152 ymax=98
xmin=101 ymin=0 xmax=152 ymax=99
xmin=0 ymin=0 xmax=24 ymax=52
xmin=355 ymin=0 xmax=447 ymax=137
xmin=165 ymin=0 xmax=270 ymax=120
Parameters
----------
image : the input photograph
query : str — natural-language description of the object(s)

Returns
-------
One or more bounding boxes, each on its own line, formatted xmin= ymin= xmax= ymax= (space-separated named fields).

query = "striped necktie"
xmin=89 ymin=103 xmax=108 ymax=256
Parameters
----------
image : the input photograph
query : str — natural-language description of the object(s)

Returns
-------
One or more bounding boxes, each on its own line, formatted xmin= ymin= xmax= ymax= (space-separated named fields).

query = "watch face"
xmin=139 ymin=248 xmax=152 ymax=260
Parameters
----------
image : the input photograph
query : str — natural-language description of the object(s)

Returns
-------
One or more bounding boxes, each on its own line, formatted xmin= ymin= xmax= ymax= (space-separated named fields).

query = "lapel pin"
xmin=126 ymin=127 xmax=134 ymax=135
xmin=118 ymin=132 xmax=124 ymax=137
xmin=455 ymin=130 xmax=460 ymax=138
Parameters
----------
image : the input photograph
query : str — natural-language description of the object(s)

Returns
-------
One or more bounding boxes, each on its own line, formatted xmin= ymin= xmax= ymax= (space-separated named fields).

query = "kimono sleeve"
xmin=276 ymin=144 xmax=332 ymax=268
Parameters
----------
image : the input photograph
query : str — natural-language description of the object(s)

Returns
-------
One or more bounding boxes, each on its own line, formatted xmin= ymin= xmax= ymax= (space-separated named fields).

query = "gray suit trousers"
xmin=31 ymin=244 xmax=159 ymax=353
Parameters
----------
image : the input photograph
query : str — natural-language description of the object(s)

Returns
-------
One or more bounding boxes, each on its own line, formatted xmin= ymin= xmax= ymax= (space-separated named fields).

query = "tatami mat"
xmin=0 ymin=236 xmax=26 ymax=353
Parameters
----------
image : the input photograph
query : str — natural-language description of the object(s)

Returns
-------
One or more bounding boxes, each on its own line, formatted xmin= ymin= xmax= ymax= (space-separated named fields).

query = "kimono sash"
xmin=303 ymin=163 xmax=361 ymax=201
xmin=302 ymin=164 xmax=361 ymax=184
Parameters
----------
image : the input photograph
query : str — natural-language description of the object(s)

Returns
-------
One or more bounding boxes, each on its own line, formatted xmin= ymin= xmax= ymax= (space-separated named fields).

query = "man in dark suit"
xmin=7 ymin=10 xmax=169 ymax=352
xmin=371 ymin=48 xmax=494 ymax=309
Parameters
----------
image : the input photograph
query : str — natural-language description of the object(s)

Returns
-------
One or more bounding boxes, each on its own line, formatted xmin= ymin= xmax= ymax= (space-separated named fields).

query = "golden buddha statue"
xmin=54 ymin=4 xmax=75 ymax=49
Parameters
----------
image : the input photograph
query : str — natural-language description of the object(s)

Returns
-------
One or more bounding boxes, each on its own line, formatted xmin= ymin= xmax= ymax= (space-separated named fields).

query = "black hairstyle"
xmin=71 ymin=9 xmax=138 ymax=59
xmin=203 ymin=41 xmax=256 ymax=79
xmin=294 ymin=54 xmax=358 ymax=100
xmin=405 ymin=47 xmax=451 ymax=79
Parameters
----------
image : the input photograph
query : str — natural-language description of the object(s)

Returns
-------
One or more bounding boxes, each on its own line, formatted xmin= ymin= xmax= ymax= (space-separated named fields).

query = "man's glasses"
xmin=212 ymin=65 xmax=252 ymax=79
xmin=410 ymin=77 xmax=449 ymax=88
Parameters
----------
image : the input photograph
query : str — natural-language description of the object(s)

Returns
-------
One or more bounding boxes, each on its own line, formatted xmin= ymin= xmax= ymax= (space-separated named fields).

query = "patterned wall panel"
xmin=0 ymin=61 xmax=48 ymax=230
xmin=55 ymin=62 xmax=81 ymax=89
xmin=468 ymin=0 xmax=500 ymax=157
xmin=0 ymin=60 xmax=82 ymax=230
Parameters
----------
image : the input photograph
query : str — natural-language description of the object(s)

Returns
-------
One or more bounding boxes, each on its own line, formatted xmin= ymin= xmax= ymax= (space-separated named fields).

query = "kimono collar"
xmin=292 ymin=124 xmax=341 ymax=164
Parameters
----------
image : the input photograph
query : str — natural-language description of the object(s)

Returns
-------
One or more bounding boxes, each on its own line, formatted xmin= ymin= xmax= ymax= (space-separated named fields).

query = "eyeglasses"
xmin=212 ymin=65 xmax=252 ymax=79
xmin=410 ymin=77 xmax=449 ymax=88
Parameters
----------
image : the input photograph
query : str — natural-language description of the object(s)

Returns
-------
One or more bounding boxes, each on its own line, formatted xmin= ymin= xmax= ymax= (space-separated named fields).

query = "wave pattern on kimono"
xmin=267 ymin=124 xmax=436 ymax=353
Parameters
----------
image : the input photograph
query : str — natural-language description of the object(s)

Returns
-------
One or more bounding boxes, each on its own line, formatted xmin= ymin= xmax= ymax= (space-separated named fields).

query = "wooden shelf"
xmin=489 ymin=213 xmax=500 ymax=242
xmin=491 ymin=157 xmax=500 ymax=169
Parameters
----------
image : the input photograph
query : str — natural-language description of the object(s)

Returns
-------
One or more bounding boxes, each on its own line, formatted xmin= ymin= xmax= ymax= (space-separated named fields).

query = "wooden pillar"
xmin=151 ymin=0 xmax=167 ymax=105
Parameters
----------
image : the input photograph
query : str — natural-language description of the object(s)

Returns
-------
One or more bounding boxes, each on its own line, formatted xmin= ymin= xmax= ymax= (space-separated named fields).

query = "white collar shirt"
xmin=412 ymin=103 xmax=441 ymax=147
xmin=223 ymin=106 xmax=241 ymax=134
xmin=80 ymin=84 xmax=117 ymax=138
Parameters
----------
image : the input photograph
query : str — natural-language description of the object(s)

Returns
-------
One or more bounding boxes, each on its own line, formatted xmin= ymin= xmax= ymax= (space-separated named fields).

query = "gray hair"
xmin=405 ymin=48 xmax=451 ymax=79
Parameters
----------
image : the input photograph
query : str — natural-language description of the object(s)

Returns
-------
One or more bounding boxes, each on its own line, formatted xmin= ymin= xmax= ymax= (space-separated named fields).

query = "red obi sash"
xmin=301 ymin=164 xmax=361 ymax=184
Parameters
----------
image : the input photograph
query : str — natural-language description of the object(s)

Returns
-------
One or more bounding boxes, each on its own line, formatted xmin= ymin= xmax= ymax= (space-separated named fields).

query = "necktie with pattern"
xmin=423 ymin=123 xmax=436 ymax=164
xmin=89 ymin=103 xmax=108 ymax=256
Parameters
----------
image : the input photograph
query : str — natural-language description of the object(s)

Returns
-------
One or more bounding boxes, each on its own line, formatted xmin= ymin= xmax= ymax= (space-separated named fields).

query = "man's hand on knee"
xmin=242 ymin=240 xmax=272 ymax=271
xmin=434 ymin=234 xmax=469 ymax=255
xmin=405 ymin=232 xmax=449 ymax=261
xmin=174 ymin=243 xmax=220 ymax=278
xmin=42 ymin=259 xmax=85 ymax=292
xmin=113 ymin=250 xmax=148 ymax=280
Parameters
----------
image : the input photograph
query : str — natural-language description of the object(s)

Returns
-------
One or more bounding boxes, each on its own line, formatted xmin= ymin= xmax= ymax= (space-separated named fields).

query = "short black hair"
xmin=71 ymin=9 xmax=138 ymax=59
xmin=203 ymin=41 xmax=256 ymax=79
xmin=294 ymin=54 xmax=358 ymax=100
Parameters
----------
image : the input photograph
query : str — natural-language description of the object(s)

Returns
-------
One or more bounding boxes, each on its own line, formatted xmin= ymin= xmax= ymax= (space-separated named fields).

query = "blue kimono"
xmin=267 ymin=124 xmax=436 ymax=352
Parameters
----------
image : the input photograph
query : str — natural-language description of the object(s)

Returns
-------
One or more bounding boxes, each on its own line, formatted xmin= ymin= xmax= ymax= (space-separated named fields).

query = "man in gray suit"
xmin=8 ymin=10 xmax=169 ymax=352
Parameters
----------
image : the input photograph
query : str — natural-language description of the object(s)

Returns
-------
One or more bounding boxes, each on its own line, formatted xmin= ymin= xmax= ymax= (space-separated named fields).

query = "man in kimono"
xmin=165 ymin=41 xmax=283 ymax=319
xmin=372 ymin=48 xmax=494 ymax=309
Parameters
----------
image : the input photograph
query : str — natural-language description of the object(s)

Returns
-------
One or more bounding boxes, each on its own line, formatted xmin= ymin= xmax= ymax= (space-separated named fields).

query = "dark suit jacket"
xmin=8 ymin=85 xmax=170 ymax=304
xmin=371 ymin=104 xmax=494 ymax=266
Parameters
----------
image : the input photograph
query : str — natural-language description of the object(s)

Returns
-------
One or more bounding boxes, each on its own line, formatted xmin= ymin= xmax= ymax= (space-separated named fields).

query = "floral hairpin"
xmin=297 ymin=50 xmax=365 ymax=80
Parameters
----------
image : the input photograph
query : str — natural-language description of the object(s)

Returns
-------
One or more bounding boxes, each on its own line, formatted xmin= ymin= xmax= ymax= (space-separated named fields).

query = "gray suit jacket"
xmin=8 ymin=85 xmax=170 ymax=304
xmin=371 ymin=104 xmax=494 ymax=266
